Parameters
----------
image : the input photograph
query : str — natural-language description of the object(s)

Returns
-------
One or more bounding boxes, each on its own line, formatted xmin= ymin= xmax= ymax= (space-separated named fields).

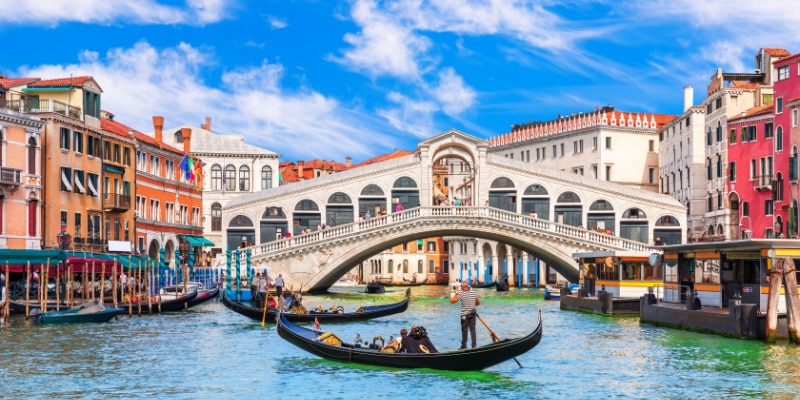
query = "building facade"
xmin=773 ymin=52 xmax=800 ymax=238
xmin=0 ymin=83 xmax=44 ymax=249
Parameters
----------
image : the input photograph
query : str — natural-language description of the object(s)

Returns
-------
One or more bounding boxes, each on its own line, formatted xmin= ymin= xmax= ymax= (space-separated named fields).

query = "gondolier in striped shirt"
xmin=450 ymin=281 xmax=481 ymax=349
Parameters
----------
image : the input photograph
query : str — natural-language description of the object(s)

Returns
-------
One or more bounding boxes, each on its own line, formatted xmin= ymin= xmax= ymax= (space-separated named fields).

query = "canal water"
xmin=2 ymin=286 xmax=800 ymax=399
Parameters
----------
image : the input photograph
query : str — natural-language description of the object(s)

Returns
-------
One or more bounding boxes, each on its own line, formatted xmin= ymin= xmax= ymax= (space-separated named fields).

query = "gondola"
xmin=38 ymin=301 xmax=123 ymax=324
xmin=382 ymin=278 xmax=428 ymax=287
xmin=187 ymin=285 xmax=220 ymax=308
xmin=365 ymin=281 xmax=386 ymax=293
xmin=469 ymin=281 xmax=496 ymax=289
xmin=222 ymin=288 xmax=410 ymax=323
xmin=495 ymin=281 xmax=510 ymax=292
xmin=276 ymin=309 xmax=543 ymax=371
xmin=114 ymin=290 xmax=199 ymax=313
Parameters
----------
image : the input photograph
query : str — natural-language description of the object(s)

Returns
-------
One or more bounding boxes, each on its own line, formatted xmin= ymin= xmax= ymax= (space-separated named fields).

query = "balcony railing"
xmin=754 ymin=175 xmax=773 ymax=191
xmin=104 ymin=193 xmax=131 ymax=211
xmin=0 ymin=167 xmax=22 ymax=186
xmin=31 ymin=98 xmax=82 ymax=119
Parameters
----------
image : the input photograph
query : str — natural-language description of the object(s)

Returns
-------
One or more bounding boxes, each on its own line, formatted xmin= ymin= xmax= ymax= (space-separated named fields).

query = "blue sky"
xmin=2 ymin=0 xmax=799 ymax=162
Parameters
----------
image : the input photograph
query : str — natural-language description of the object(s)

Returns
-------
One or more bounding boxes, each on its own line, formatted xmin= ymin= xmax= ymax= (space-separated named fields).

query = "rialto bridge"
xmin=222 ymin=130 xmax=685 ymax=293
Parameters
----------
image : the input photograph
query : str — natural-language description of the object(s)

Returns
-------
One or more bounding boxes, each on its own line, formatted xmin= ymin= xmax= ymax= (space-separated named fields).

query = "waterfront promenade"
xmin=2 ymin=286 xmax=798 ymax=399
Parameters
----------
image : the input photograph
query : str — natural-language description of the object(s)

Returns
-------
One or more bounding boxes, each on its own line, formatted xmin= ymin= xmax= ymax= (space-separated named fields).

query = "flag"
xmin=187 ymin=156 xmax=195 ymax=182
xmin=278 ymin=171 xmax=283 ymax=186
xmin=194 ymin=158 xmax=203 ymax=189
xmin=314 ymin=317 xmax=320 ymax=331
xmin=179 ymin=155 xmax=189 ymax=174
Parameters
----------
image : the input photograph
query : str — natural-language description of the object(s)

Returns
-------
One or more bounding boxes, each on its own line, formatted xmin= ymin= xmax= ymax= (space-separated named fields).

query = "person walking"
xmin=274 ymin=274 xmax=285 ymax=298
xmin=450 ymin=281 xmax=481 ymax=349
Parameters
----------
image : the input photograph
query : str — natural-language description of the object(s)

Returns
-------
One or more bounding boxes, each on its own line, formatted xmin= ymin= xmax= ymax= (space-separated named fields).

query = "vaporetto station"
xmin=221 ymin=130 xmax=686 ymax=293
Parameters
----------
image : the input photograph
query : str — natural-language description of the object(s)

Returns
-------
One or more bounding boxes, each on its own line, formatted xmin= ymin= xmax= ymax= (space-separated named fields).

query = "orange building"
xmin=103 ymin=114 xmax=206 ymax=270
xmin=2 ymin=76 xmax=137 ymax=253
xmin=0 ymin=82 xmax=45 ymax=249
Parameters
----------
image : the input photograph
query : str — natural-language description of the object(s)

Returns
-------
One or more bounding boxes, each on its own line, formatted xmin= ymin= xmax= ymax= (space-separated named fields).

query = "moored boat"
xmin=115 ymin=290 xmax=199 ymax=313
xmin=365 ymin=281 xmax=386 ymax=293
xmin=222 ymin=288 xmax=410 ymax=323
xmin=276 ymin=309 xmax=543 ymax=371
xmin=38 ymin=301 xmax=123 ymax=324
xmin=543 ymin=286 xmax=561 ymax=300
xmin=495 ymin=281 xmax=510 ymax=292
xmin=470 ymin=281 xmax=496 ymax=289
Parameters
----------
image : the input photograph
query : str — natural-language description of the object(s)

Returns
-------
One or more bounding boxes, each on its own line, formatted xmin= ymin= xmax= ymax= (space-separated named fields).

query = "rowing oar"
xmin=476 ymin=313 xmax=523 ymax=368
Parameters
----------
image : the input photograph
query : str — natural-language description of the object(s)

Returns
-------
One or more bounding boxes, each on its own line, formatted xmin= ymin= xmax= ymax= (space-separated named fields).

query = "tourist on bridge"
xmin=451 ymin=281 xmax=481 ymax=349
xmin=395 ymin=202 xmax=403 ymax=212
xmin=365 ymin=210 xmax=371 ymax=219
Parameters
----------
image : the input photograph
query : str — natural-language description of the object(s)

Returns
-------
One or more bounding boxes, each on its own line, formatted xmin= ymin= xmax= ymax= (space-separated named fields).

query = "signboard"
xmin=108 ymin=240 xmax=132 ymax=252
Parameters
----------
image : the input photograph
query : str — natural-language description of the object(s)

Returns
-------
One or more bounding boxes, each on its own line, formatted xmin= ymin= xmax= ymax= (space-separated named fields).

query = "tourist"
xmin=365 ymin=210 xmax=371 ymax=219
xmin=274 ymin=273 xmax=285 ymax=298
xmin=395 ymin=203 xmax=403 ymax=212
xmin=250 ymin=272 xmax=261 ymax=302
xmin=450 ymin=281 xmax=480 ymax=349
xmin=382 ymin=328 xmax=408 ymax=351
xmin=258 ymin=274 xmax=269 ymax=308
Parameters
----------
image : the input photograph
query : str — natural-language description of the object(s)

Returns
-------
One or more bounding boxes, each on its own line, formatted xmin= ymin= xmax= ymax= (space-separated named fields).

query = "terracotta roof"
xmin=350 ymin=150 xmax=414 ymax=168
xmin=101 ymin=116 xmax=184 ymax=154
xmin=27 ymin=76 xmax=94 ymax=88
xmin=727 ymin=81 xmax=759 ymax=90
xmin=0 ymin=77 xmax=40 ymax=88
xmin=727 ymin=104 xmax=773 ymax=122
xmin=763 ymin=47 xmax=792 ymax=57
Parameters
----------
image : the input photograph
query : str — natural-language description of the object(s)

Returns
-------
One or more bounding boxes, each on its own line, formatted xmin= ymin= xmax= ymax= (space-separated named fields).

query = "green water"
xmin=2 ymin=286 xmax=799 ymax=399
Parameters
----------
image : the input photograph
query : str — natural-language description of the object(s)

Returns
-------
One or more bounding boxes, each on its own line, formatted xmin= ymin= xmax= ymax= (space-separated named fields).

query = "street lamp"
xmin=56 ymin=221 xmax=72 ymax=250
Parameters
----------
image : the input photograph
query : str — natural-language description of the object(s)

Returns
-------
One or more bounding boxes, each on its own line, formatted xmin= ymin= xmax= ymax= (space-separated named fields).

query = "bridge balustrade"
xmin=244 ymin=206 xmax=653 ymax=258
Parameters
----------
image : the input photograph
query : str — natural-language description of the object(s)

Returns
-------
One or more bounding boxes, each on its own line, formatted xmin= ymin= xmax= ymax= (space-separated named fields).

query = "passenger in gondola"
xmin=400 ymin=326 xmax=438 ymax=353
xmin=382 ymin=328 xmax=408 ymax=352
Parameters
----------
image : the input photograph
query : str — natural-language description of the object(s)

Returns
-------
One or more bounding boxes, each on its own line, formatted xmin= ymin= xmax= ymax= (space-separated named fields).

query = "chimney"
xmin=202 ymin=117 xmax=211 ymax=131
xmin=683 ymin=86 xmax=693 ymax=112
xmin=298 ymin=160 xmax=304 ymax=180
xmin=346 ymin=157 xmax=352 ymax=168
xmin=181 ymin=127 xmax=192 ymax=155
xmin=153 ymin=116 xmax=164 ymax=147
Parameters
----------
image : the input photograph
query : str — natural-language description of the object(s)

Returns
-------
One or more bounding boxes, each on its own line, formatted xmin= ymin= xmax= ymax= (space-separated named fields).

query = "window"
xmin=716 ymin=157 xmax=722 ymax=178
xmin=261 ymin=166 xmax=272 ymax=190
xmin=777 ymin=97 xmax=784 ymax=114
xmin=211 ymin=203 xmax=222 ymax=231
xmin=765 ymin=199 xmax=774 ymax=216
xmin=136 ymin=151 xmax=146 ymax=171
xmin=60 ymin=167 xmax=72 ymax=191
xmin=765 ymin=122 xmax=774 ymax=139
xmin=73 ymin=170 xmax=85 ymax=194
xmin=103 ymin=140 xmax=111 ymax=160
xmin=239 ymin=165 xmax=250 ymax=191
xmin=605 ymin=165 xmax=611 ymax=181
xmin=593 ymin=137 xmax=597 ymax=150
xmin=427 ymin=241 xmax=436 ymax=252
xmin=706 ymin=103 xmax=712 ymax=114
xmin=648 ymin=140 xmax=654 ymax=152
xmin=113 ymin=143 xmax=121 ymax=163
xmin=729 ymin=129 xmax=737 ymax=144
xmin=648 ymin=168 xmax=655 ymax=184
xmin=742 ymin=202 xmax=749 ymax=217
xmin=27 ymin=137 xmax=36 ymax=174
xmin=716 ymin=97 xmax=722 ymax=109
xmin=123 ymin=147 xmax=131 ymax=166
xmin=166 ymin=202 xmax=174 ymax=223
xmin=87 ymin=135 xmax=99 ymax=157
xmin=211 ymin=165 xmax=222 ymax=190
xmin=748 ymin=126 xmax=756 ymax=142
xmin=793 ymin=109 xmax=798 ymax=127
xmin=225 ymin=165 xmax=236 ymax=191
xmin=716 ymin=124 xmax=722 ymax=142
xmin=60 ymin=128 xmax=70 ymax=150
xmin=87 ymin=173 xmax=99 ymax=197
xmin=149 ymin=155 xmax=160 ymax=176
xmin=706 ymin=129 xmax=712 ymax=145
xmin=750 ymin=159 xmax=757 ymax=180
xmin=428 ymin=260 xmax=435 ymax=274
xmin=149 ymin=199 xmax=160 ymax=221
xmin=560 ymin=143 xmax=564 ymax=156
xmin=707 ymin=161 xmax=712 ymax=180
xmin=74 ymin=212 xmax=82 ymax=238
xmin=552 ymin=145 xmax=557 ymax=158
xmin=777 ymin=126 xmax=784 ymax=151
xmin=729 ymin=162 xmax=736 ymax=182
xmin=165 ymin=160 xmax=174 ymax=180
xmin=707 ymin=195 xmax=712 ymax=212
xmin=73 ymin=131 xmax=83 ymax=153
xmin=605 ymin=137 xmax=611 ymax=149
xmin=791 ymin=148 xmax=799 ymax=181
xmin=778 ymin=66 xmax=790 ymax=80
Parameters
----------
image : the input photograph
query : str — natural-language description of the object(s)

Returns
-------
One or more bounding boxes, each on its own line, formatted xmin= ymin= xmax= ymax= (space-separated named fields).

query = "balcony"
xmin=104 ymin=193 xmax=131 ymax=212
xmin=754 ymin=175 xmax=772 ymax=191
xmin=0 ymin=167 xmax=22 ymax=188
xmin=30 ymin=98 xmax=82 ymax=120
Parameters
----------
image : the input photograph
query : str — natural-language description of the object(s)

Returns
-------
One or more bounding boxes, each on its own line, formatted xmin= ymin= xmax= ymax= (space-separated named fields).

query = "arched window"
xmin=239 ymin=166 xmax=250 ymax=191
xmin=403 ymin=260 xmax=409 ymax=273
xmin=211 ymin=203 xmax=222 ymax=231
xmin=417 ymin=260 xmax=423 ymax=273
xmin=28 ymin=137 xmax=37 ymax=174
xmin=224 ymin=165 xmax=236 ymax=191
xmin=210 ymin=164 xmax=222 ymax=191
xmin=777 ymin=126 xmax=784 ymax=151
xmin=261 ymin=166 xmax=272 ymax=190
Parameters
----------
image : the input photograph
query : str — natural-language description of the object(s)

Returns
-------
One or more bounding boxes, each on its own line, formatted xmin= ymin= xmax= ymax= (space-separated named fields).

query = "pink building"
xmin=727 ymin=105 xmax=777 ymax=238
xmin=773 ymin=52 xmax=800 ymax=237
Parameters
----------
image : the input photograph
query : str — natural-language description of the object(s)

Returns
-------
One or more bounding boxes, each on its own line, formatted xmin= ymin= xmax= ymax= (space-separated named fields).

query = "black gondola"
xmin=469 ymin=281 xmax=496 ymax=289
xmin=276 ymin=310 xmax=542 ymax=371
xmin=495 ymin=281 xmax=510 ymax=292
xmin=222 ymin=288 xmax=410 ymax=323
xmin=186 ymin=286 xmax=220 ymax=308
xmin=382 ymin=278 xmax=428 ymax=287
xmin=115 ymin=290 xmax=199 ymax=313
xmin=365 ymin=281 xmax=386 ymax=293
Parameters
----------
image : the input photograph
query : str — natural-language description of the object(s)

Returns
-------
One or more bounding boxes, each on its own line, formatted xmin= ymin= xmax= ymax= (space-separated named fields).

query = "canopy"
xmin=0 ymin=249 xmax=66 ymax=272
xmin=181 ymin=235 xmax=215 ymax=247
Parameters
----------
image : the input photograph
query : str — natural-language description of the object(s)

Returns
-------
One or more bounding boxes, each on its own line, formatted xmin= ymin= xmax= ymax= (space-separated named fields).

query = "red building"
xmin=773 ymin=52 xmax=800 ymax=237
xmin=727 ymin=105 xmax=776 ymax=238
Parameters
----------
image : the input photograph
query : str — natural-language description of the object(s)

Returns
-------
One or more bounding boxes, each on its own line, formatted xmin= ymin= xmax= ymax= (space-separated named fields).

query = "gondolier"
xmin=450 ymin=281 xmax=481 ymax=349
xmin=274 ymin=274 xmax=285 ymax=298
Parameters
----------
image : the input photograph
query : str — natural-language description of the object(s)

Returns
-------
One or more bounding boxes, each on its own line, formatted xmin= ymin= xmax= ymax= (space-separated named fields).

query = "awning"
xmin=22 ymin=87 xmax=73 ymax=92
xmin=88 ymin=177 xmax=98 ymax=197
xmin=180 ymin=235 xmax=215 ymax=247
xmin=61 ymin=170 xmax=72 ymax=191
xmin=105 ymin=165 xmax=125 ymax=174
xmin=0 ymin=249 xmax=66 ymax=272
xmin=74 ymin=175 xmax=86 ymax=193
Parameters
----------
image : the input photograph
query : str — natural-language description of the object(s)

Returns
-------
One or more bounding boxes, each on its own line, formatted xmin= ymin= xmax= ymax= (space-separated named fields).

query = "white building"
xmin=659 ymin=86 xmax=707 ymax=242
xmin=152 ymin=118 xmax=280 ymax=256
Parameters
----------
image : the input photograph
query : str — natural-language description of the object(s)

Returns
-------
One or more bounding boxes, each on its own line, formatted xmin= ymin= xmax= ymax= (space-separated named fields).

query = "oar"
xmin=476 ymin=313 xmax=523 ymax=368
xmin=261 ymin=283 xmax=270 ymax=327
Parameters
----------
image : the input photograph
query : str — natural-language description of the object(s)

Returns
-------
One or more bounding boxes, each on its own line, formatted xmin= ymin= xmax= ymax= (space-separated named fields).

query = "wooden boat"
xmin=496 ymin=281 xmax=510 ymax=292
xmin=276 ymin=309 xmax=543 ymax=371
xmin=383 ymin=278 xmax=428 ymax=287
xmin=38 ymin=301 xmax=123 ymax=324
xmin=469 ymin=281 xmax=496 ymax=289
xmin=365 ymin=281 xmax=386 ymax=293
xmin=187 ymin=285 xmax=220 ymax=308
xmin=158 ymin=282 xmax=219 ymax=308
xmin=543 ymin=286 xmax=561 ymax=300
xmin=222 ymin=288 xmax=410 ymax=323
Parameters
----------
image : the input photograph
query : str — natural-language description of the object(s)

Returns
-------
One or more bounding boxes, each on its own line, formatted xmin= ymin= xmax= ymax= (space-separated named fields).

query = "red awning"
xmin=64 ymin=257 xmax=122 ymax=275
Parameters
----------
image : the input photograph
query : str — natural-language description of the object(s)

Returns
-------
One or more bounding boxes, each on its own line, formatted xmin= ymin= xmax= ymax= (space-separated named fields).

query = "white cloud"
xmin=377 ymin=92 xmax=438 ymax=138
xmin=0 ymin=0 xmax=229 ymax=26
xmin=430 ymin=68 xmax=476 ymax=116
xmin=16 ymin=41 xmax=396 ymax=160
xmin=263 ymin=14 xmax=288 ymax=30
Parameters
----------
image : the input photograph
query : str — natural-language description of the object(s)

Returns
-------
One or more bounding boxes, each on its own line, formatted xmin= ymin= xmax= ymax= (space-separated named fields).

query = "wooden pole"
xmin=765 ymin=258 xmax=783 ymax=343
xmin=67 ymin=263 xmax=73 ymax=307
xmin=3 ymin=261 xmax=9 ymax=322
xmin=146 ymin=260 xmax=152 ymax=314
xmin=42 ymin=259 xmax=49 ymax=312
xmin=83 ymin=262 xmax=88 ymax=302
xmin=137 ymin=260 xmax=142 ymax=316
xmin=100 ymin=261 xmax=106 ymax=305
xmin=476 ymin=312 xmax=523 ymax=368
xmin=25 ymin=260 xmax=30 ymax=319
xmin=55 ymin=260 xmax=61 ymax=311
xmin=112 ymin=262 xmax=118 ymax=308
xmin=779 ymin=257 xmax=800 ymax=343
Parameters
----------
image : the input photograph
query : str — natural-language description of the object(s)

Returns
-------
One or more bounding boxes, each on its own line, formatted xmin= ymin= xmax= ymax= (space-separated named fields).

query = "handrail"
xmin=247 ymin=206 xmax=656 ymax=259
